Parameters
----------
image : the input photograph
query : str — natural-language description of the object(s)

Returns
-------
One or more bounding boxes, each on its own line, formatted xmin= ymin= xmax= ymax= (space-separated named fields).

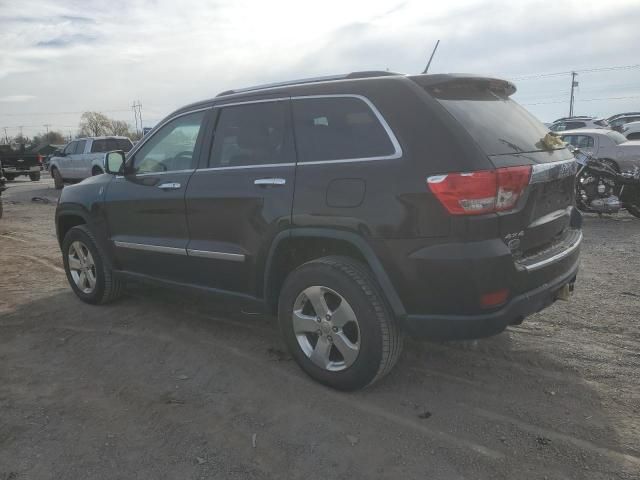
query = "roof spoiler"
xmin=410 ymin=73 xmax=517 ymax=96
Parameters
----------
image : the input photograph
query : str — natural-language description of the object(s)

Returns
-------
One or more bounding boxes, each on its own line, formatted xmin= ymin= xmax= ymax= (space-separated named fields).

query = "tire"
xmin=29 ymin=172 xmax=41 ymax=181
xmin=5 ymin=174 xmax=15 ymax=182
xmin=0 ymin=199 xmax=3 ymax=219
xmin=62 ymin=225 xmax=123 ymax=304
xmin=92 ymin=167 xmax=104 ymax=176
xmin=627 ymin=204 xmax=640 ymax=218
xmin=278 ymin=256 xmax=403 ymax=390
xmin=51 ymin=167 xmax=64 ymax=189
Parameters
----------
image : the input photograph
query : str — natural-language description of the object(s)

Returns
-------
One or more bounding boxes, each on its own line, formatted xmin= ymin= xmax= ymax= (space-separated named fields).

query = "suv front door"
xmin=105 ymin=109 xmax=209 ymax=280
xmin=184 ymin=98 xmax=296 ymax=296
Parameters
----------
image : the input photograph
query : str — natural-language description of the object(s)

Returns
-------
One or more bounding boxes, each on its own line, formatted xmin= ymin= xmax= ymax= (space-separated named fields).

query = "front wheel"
xmin=29 ymin=172 xmax=41 ymax=181
xmin=51 ymin=167 xmax=64 ymax=189
xmin=278 ymin=256 xmax=403 ymax=390
xmin=62 ymin=225 xmax=123 ymax=304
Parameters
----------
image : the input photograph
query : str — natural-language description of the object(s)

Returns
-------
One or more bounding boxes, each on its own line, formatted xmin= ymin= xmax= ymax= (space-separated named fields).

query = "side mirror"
xmin=104 ymin=150 xmax=125 ymax=175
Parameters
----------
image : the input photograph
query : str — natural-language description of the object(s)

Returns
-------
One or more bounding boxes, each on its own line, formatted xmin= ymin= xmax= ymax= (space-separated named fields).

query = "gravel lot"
xmin=1 ymin=175 xmax=639 ymax=479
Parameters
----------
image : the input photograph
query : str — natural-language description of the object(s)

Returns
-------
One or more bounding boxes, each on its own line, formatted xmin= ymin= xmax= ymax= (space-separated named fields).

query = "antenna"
xmin=422 ymin=40 xmax=440 ymax=74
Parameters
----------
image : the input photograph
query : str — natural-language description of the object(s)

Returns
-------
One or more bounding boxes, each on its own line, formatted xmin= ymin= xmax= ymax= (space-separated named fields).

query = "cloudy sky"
xmin=1 ymin=0 xmax=640 ymax=140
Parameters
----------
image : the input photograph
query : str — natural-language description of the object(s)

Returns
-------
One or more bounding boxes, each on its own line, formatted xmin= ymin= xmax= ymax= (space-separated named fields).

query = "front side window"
xmin=292 ymin=97 xmax=396 ymax=162
xmin=606 ymin=130 xmax=628 ymax=145
xmin=132 ymin=111 xmax=205 ymax=174
xmin=210 ymin=101 xmax=292 ymax=167
xmin=63 ymin=142 xmax=76 ymax=155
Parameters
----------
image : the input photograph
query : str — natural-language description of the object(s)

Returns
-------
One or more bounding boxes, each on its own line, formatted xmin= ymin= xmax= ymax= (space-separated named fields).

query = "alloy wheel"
xmin=292 ymin=286 xmax=360 ymax=372
xmin=68 ymin=241 xmax=97 ymax=294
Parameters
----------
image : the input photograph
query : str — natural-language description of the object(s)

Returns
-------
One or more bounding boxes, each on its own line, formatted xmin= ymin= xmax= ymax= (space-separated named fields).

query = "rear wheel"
xmin=51 ymin=167 xmax=64 ymax=189
xmin=29 ymin=172 xmax=41 ymax=181
xmin=92 ymin=166 xmax=104 ymax=176
xmin=62 ymin=225 xmax=123 ymax=304
xmin=5 ymin=174 xmax=15 ymax=182
xmin=278 ymin=256 xmax=403 ymax=390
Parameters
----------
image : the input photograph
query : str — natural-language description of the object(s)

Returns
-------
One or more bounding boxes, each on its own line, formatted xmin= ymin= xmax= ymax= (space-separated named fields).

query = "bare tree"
xmin=108 ymin=119 xmax=131 ymax=136
xmin=79 ymin=112 xmax=111 ymax=137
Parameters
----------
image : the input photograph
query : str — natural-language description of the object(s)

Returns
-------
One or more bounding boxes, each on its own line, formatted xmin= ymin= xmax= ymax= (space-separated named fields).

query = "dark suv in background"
xmin=55 ymin=72 xmax=582 ymax=390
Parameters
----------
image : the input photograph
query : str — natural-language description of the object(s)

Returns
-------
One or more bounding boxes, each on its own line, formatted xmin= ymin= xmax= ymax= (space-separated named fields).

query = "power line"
xmin=522 ymin=95 xmax=640 ymax=106
xmin=508 ymin=63 xmax=640 ymax=81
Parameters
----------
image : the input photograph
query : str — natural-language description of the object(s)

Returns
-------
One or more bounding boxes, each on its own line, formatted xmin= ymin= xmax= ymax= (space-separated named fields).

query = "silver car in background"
xmin=48 ymin=136 xmax=133 ymax=189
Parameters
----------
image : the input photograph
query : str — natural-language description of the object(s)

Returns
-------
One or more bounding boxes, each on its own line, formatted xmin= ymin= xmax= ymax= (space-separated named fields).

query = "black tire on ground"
xmin=92 ymin=167 xmax=104 ymax=176
xmin=5 ymin=174 xmax=15 ymax=182
xmin=278 ymin=255 xmax=403 ymax=391
xmin=29 ymin=172 xmax=41 ymax=181
xmin=51 ymin=167 xmax=64 ymax=189
xmin=62 ymin=225 xmax=124 ymax=304
xmin=627 ymin=204 xmax=640 ymax=218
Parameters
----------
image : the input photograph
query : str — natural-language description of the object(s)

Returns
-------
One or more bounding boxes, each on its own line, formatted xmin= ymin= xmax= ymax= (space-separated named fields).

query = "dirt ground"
xmin=1 ymin=175 xmax=639 ymax=480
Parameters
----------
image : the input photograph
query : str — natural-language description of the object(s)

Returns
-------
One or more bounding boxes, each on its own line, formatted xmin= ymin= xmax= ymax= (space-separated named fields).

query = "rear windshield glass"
xmin=91 ymin=138 xmax=133 ymax=153
xmin=606 ymin=130 xmax=628 ymax=145
xmin=427 ymin=81 xmax=556 ymax=156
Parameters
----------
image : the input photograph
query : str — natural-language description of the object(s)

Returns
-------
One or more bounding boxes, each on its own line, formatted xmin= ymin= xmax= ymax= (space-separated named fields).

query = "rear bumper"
xmin=3 ymin=166 xmax=41 ymax=173
xmin=403 ymin=256 xmax=579 ymax=340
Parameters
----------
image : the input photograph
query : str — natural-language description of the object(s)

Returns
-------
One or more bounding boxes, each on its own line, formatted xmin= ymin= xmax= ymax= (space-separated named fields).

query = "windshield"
xmin=606 ymin=130 xmax=628 ymax=144
xmin=428 ymin=82 xmax=556 ymax=156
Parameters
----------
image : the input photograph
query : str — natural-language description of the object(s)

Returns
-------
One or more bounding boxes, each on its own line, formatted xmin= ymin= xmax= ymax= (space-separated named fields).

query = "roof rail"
xmin=216 ymin=71 xmax=401 ymax=97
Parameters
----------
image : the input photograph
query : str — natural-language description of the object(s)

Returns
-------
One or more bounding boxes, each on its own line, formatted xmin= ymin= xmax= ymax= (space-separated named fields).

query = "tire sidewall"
xmin=52 ymin=168 xmax=63 ymax=189
xmin=279 ymin=261 xmax=386 ymax=390
xmin=62 ymin=226 xmax=107 ymax=304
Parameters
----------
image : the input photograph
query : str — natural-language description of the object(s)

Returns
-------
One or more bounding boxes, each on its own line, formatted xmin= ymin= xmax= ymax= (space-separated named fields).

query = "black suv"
xmin=56 ymin=72 xmax=582 ymax=390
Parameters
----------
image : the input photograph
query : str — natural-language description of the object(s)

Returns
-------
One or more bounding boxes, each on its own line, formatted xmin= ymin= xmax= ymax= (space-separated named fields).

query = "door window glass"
xmin=133 ymin=111 xmax=205 ymax=174
xmin=63 ymin=142 xmax=76 ymax=155
xmin=74 ymin=140 xmax=86 ymax=154
xmin=292 ymin=97 xmax=395 ymax=162
xmin=210 ymin=101 xmax=292 ymax=167
xmin=92 ymin=138 xmax=134 ymax=153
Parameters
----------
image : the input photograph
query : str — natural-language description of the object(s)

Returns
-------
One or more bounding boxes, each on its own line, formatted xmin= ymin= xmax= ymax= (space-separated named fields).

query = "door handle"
xmin=254 ymin=178 xmax=286 ymax=186
xmin=158 ymin=182 xmax=181 ymax=190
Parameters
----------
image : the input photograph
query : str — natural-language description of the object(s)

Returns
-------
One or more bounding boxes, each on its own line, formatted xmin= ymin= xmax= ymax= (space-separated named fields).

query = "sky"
xmin=1 ymin=0 xmax=640 ymax=140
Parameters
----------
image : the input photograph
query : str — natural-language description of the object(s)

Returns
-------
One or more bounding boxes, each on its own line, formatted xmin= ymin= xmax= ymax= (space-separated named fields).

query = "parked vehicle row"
xmin=49 ymin=136 xmax=134 ymax=189
xmin=549 ymin=116 xmax=609 ymax=132
xmin=559 ymin=129 xmax=640 ymax=173
xmin=55 ymin=71 xmax=582 ymax=390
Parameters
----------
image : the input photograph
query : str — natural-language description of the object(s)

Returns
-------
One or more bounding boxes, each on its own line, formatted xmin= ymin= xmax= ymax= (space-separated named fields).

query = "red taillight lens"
xmin=427 ymin=165 xmax=531 ymax=215
xmin=37 ymin=154 xmax=43 ymax=164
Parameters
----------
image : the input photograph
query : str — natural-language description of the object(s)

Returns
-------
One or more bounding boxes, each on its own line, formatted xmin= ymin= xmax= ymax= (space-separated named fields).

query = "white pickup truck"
xmin=49 ymin=136 xmax=133 ymax=189
xmin=560 ymin=129 xmax=640 ymax=172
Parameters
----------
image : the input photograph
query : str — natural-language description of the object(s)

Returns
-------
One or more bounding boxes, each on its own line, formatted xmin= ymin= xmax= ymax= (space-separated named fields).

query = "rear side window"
xmin=91 ymin=138 xmax=134 ymax=153
xmin=210 ymin=101 xmax=293 ymax=167
xmin=428 ymin=81 xmax=561 ymax=156
xmin=292 ymin=97 xmax=396 ymax=163
xmin=606 ymin=130 xmax=628 ymax=145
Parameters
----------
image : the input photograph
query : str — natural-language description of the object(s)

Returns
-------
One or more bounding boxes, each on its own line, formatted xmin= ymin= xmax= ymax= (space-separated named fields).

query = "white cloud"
xmin=0 ymin=95 xmax=36 ymax=102
xmin=1 ymin=0 xmax=639 ymax=137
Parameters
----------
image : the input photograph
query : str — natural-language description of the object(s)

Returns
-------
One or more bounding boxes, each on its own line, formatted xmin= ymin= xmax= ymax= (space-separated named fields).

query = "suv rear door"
xmin=104 ymin=110 xmax=208 ymax=280
xmin=184 ymin=98 xmax=296 ymax=295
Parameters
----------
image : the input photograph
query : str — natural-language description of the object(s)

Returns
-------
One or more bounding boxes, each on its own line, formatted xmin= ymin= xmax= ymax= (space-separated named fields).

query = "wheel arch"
xmin=56 ymin=210 xmax=88 ymax=246
xmin=263 ymin=228 xmax=406 ymax=319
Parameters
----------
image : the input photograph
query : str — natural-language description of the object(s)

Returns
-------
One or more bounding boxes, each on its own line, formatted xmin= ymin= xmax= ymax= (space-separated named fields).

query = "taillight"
xmin=427 ymin=166 xmax=532 ymax=215
xmin=37 ymin=154 xmax=43 ymax=164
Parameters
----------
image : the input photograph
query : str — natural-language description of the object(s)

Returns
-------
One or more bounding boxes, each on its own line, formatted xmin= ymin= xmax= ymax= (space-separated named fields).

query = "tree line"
xmin=4 ymin=112 xmax=140 ymax=149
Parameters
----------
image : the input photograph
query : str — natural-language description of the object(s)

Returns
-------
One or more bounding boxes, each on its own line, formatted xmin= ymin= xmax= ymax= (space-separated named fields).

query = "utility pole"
xmin=44 ymin=124 xmax=51 ymax=142
xmin=569 ymin=71 xmax=578 ymax=117
xmin=3 ymin=127 xmax=8 ymax=144
xmin=423 ymin=40 xmax=440 ymax=74
xmin=131 ymin=100 xmax=143 ymax=137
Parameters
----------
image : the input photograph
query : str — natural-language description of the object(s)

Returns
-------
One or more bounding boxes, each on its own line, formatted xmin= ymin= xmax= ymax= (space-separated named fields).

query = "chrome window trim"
xmin=519 ymin=231 xmax=582 ymax=272
xmin=529 ymin=158 xmax=577 ymax=184
xmin=115 ymin=168 xmax=195 ymax=179
xmin=214 ymin=97 xmax=289 ymax=108
xmin=291 ymin=94 xmax=403 ymax=165
xmin=196 ymin=162 xmax=295 ymax=173
xmin=186 ymin=249 xmax=245 ymax=262
xmin=114 ymin=241 xmax=187 ymax=256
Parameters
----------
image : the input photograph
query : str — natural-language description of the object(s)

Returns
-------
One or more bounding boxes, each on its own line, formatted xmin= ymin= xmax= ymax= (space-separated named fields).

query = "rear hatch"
xmin=416 ymin=75 xmax=579 ymax=264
